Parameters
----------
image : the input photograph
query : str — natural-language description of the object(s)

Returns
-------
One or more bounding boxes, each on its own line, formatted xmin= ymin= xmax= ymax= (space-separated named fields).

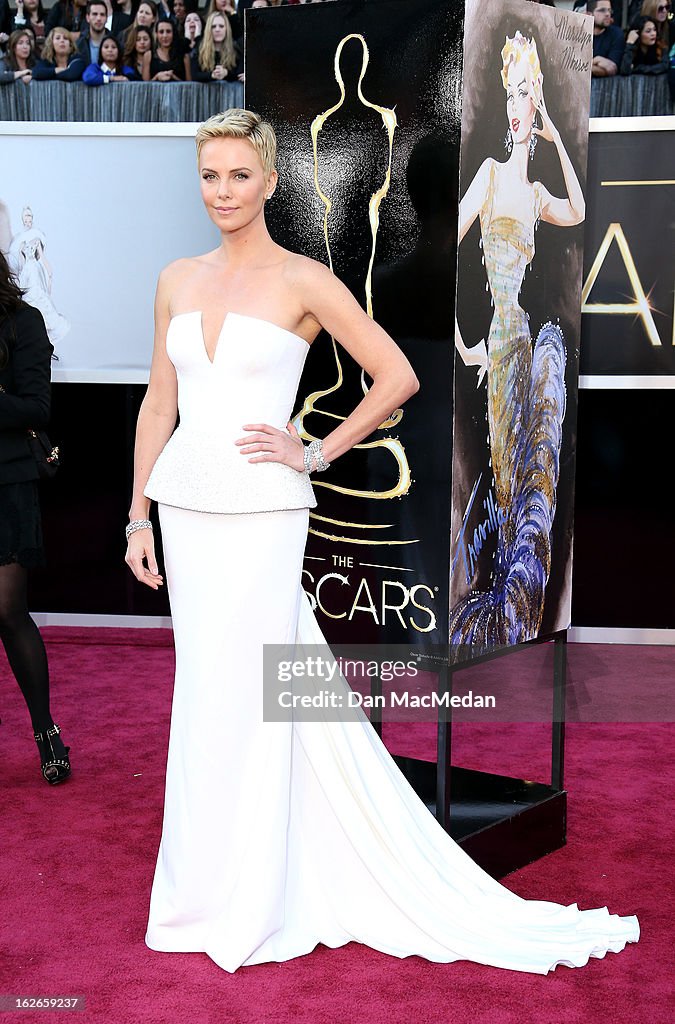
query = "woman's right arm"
xmin=82 ymin=62 xmax=104 ymax=85
xmin=141 ymin=50 xmax=151 ymax=81
xmin=44 ymin=2 xmax=62 ymax=35
xmin=0 ymin=307 xmax=52 ymax=430
xmin=125 ymin=265 xmax=179 ymax=589
xmin=56 ymin=56 xmax=85 ymax=81
xmin=455 ymin=158 xmax=492 ymax=386
xmin=32 ymin=59 xmax=56 ymax=80
xmin=189 ymin=48 xmax=210 ymax=81
xmin=620 ymin=39 xmax=636 ymax=75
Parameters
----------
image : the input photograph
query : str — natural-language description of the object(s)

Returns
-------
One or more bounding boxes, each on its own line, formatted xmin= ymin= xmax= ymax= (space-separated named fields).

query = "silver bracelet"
xmin=303 ymin=439 xmax=331 ymax=474
xmin=126 ymin=519 xmax=153 ymax=541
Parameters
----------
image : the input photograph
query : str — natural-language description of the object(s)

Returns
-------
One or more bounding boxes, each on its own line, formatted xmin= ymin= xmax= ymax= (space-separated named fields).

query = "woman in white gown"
xmin=125 ymin=109 xmax=639 ymax=976
xmin=8 ymin=207 xmax=70 ymax=349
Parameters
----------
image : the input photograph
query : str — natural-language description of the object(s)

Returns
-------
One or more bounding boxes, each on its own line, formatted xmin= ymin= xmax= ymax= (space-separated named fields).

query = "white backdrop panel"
xmin=0 ymin=123 xmax=219 ymax=383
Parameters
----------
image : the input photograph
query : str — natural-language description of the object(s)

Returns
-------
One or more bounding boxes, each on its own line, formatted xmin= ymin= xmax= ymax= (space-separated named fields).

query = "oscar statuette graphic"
xmin=293 ymin=34 xmax=415 ymax=546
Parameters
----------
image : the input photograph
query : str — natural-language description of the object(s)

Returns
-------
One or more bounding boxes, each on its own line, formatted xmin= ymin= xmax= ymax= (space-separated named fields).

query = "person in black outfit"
xmin=0 ymin=0 xmax=12 ymax=39
xmin=142 ymin=16 xmax=188 ymax=78
xmin=44 ymin=0 xmax=87 ymax=35
xmin=32 ymin=25 xmax=86 ymax=79
xmin=0 ymin=249 xmax=71 ymax=785
xmin=76 ymin=0 xmax=109 ymax=65
xmin=189 ymin=9 xmax=240 ymax=81
xmin=589 ymin=0 xmax=626 ymax=77
xmin=9 ymin=0 xmax=48 ymax=56
xmin=179 ymin=9 xmax=202 ymax=58
xmin=110 ymin=0 xmax=135 ymax=38
xmin=621 ymin=14 xmax=670 ymax=71
xmin=201 ymin=0 xmax=240 ymax=42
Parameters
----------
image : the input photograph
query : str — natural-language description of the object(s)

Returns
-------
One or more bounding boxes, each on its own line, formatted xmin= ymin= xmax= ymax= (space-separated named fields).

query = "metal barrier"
xmin=590 ymin=74 xmax=672 ymax=117
xmin=0 ymin=80 xmax=245 ymax=122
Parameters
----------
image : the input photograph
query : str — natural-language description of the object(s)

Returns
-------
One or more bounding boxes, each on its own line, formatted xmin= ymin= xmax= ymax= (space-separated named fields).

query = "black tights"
xmin=0 ymin=561 xmax=53 ymax=733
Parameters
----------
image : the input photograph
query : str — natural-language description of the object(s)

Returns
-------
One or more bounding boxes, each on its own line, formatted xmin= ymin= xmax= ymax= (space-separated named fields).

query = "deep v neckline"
xmin=168 ymin=310 xmax=312 ymax=364
xmin=200 ymin=311 xmax=228 ymax=365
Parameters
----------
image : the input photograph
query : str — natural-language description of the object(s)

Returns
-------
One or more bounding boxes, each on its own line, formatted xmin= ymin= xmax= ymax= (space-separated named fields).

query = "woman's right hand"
xmin=455 ymin=319 xmax=488 ymax=387
xmin=125 ymin=529 xmax=164 ymax=590
xmin=626 ymin=30 xmax=638 ymax=45
xmin=467 ymin=339 xmax=488 ymax=387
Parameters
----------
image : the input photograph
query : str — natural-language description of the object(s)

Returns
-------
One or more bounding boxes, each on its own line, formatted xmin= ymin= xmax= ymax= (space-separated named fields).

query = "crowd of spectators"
xmin=1 ymin=0 xmax=673 ymax=101
xmin=572 ymin=0 xmax=673 ymax=79
xmin=0 ymin=0 xmax=336 ymax=86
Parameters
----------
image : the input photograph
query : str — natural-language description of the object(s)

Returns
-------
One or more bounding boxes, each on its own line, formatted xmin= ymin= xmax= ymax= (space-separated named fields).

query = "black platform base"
xmin=392 ymin=755 xmax=567 ymax=880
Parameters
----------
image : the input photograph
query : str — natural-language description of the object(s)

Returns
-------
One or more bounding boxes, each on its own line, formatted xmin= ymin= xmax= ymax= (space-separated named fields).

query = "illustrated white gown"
xmin=9 ymin=228 xmax=70 ymax=346
xmin=143 ymin=311 xmax=639 ymax=975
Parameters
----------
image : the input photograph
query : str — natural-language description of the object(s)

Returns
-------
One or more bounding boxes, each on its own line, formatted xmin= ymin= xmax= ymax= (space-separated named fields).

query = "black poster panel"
xmin=246 ymin=0 xmax=464 ymax=645
xmin=449 ymin=0 xmax=592 ymax=653
xmin=580 ymin=126 xmax=675 ymax=376
xmin=572 ymin=389 xmax=675 ymax=629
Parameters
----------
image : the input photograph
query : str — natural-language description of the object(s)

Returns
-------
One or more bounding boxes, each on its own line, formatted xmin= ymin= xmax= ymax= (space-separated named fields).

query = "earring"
xmin=529 ymin=133 xmax=537 ymax=161
xmin=504 ymin=128 xmax=513 ymax=155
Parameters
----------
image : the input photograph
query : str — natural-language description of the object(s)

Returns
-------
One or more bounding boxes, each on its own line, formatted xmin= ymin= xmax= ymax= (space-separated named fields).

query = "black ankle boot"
xmin=34 ymin=723 xmax=71 ymax=785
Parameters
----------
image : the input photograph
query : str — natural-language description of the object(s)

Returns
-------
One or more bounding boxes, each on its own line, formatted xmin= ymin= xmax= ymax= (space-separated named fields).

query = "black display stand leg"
xmin=436 ymin=662 xmax=452 ymax=830
xmin=389 ymin=631 xmax=568 ymax=879
xmin=552 ymin=630 xmax=566 ymax=791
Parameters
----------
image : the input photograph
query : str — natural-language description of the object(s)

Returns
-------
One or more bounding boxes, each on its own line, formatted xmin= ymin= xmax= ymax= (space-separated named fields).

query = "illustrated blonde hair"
xmin=195 ymin=109 xmax=277 ymax=178
xmin=501 ymin=31 xmax=543 ymax=106
xmin=198 ymin=11 xmax=236 ymax=73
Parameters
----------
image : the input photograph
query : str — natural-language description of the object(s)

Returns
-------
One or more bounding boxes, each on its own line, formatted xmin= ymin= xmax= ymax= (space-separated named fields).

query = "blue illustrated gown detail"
xmin=143 ymin=310 xmax=638 ymax=974
xmin=451 ymin=165 xmax=567 ymax=645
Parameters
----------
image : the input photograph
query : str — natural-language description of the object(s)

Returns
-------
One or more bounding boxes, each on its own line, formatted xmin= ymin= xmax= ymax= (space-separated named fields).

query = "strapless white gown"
xmin=143 ymin=311 xmax=639 ymax=974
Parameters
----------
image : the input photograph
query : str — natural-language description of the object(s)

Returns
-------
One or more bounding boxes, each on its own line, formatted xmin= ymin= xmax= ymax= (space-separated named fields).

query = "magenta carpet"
xmin=0 ymin=630 xmax=671 ymax=1024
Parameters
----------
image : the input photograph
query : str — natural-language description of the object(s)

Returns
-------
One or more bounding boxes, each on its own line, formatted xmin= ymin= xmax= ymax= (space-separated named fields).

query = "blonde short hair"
xmin=195 ymin=109 xmax=277 ymax=178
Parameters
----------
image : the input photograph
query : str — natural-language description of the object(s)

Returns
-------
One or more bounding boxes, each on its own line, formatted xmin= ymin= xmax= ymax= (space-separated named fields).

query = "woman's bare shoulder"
xmin=158 ymin=251 xmax=218 ymax=285
xmin=281 ymin=249 xmax=332 ymax=289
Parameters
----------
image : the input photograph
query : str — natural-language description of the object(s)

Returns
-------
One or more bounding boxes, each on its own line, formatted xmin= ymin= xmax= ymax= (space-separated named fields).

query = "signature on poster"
xmin=452 ymin=474 xmax=509 ymax=585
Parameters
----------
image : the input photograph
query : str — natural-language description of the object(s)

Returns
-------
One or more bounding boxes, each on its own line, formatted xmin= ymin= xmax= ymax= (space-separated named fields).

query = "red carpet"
xmin=0 ymin=630 xmax=671 ymax=1024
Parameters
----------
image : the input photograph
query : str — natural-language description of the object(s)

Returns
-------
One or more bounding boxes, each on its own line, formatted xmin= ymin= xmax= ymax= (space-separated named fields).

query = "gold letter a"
xmin=581 ymin=223 xmax=661 ymax=347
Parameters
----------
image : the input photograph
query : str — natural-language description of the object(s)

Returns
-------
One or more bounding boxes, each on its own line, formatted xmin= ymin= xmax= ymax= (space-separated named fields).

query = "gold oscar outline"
xmin=309 ymin=527 xmax=418 ymax=546
xmin=311 ymin=514 xmax=396 ymax=529
xmin=295 ymin=32 xmax=416 ymax=546
xmin=581 ymin=222 xmax=662 ymax=347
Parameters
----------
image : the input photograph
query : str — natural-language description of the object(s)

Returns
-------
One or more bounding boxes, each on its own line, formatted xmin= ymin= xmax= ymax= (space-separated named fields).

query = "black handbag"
xmin=0 ymin=384 xmax=60 ymax=479
xmin=27 ymin=428 xmax=60 ymax=480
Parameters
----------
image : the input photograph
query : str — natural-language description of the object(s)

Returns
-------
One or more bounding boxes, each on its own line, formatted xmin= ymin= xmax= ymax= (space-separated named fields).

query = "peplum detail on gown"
xmin=144 ymin=311 xmax=317 ymax=514
xmin=145 ymin=309 xmax=639 ymax=976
